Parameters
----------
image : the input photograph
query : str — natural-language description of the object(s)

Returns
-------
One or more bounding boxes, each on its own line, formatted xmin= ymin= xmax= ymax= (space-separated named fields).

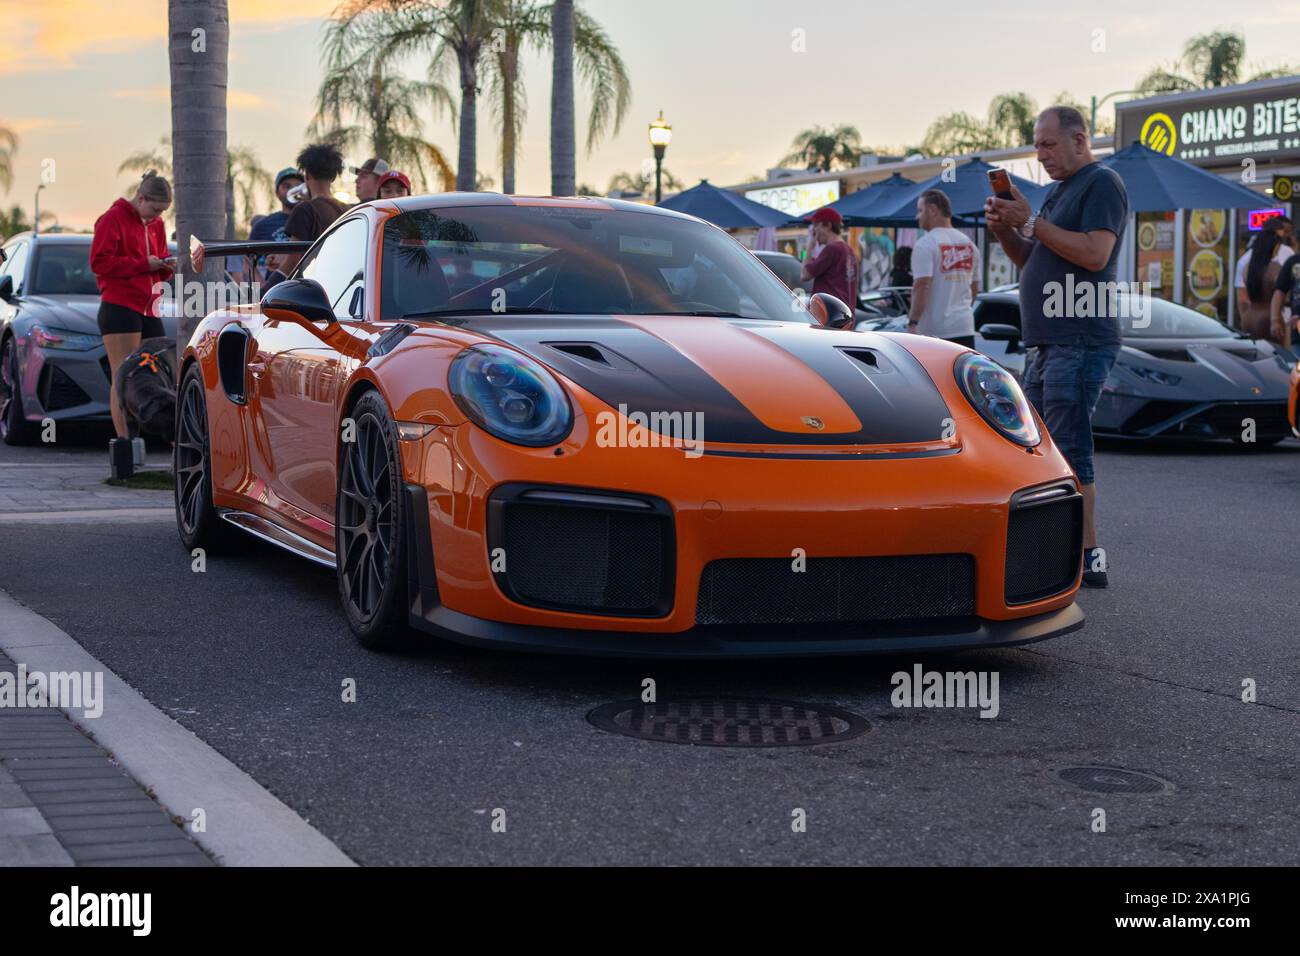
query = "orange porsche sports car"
xmin=175 ymin=194 xmax=1084 ymax=657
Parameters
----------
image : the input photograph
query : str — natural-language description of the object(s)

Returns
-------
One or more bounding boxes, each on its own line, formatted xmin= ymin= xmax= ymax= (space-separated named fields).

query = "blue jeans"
xmin=1021 ymin=344 xmax=1119 ymax=485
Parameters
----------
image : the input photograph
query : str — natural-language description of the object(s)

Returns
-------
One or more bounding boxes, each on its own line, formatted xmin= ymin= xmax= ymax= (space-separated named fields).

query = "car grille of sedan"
xmin=492 ymin=492 xmax=672 ymax=616
xmin=696 ymin=554 xmax=975 ymax=626
xmin=1004 ymin=494 xmax=1083 ymax=604
xmin=39 ymin=365 xmax=92 ymax=412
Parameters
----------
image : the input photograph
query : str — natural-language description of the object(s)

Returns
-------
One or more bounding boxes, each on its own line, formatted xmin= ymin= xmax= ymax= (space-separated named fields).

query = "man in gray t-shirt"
xmin=985 ymin=106 xmax=1129 ymax=590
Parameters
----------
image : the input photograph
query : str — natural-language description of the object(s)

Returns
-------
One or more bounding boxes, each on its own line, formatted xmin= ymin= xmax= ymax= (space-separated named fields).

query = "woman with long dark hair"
xmin=89 ymin=171 xmax=175 ymax=438
xmin=1243 ymin=230 xmax=1283 ymax=342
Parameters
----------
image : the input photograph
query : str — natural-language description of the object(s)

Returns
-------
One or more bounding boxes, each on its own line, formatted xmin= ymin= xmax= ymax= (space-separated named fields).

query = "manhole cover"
xmin=1056 ymin=766 xmax=1173 ymax=794
xmin=588 ymin=697 xmax=869 ymax=748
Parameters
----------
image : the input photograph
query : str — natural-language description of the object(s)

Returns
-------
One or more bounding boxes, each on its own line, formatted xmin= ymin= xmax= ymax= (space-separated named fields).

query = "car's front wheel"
xmin=174 ymin=363 xmax=234 ymax=551
xmin=0 ymin=336 xmax=40 ymax=446
xmin=335 ymin=391 xmax=410 ymax=650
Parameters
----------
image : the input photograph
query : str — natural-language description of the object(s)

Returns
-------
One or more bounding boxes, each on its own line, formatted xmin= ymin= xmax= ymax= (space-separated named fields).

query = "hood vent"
xmin=547 ymin=342 xmax=612 ymax=365
xmin=838 ymin=347 xmax=890 ymax=374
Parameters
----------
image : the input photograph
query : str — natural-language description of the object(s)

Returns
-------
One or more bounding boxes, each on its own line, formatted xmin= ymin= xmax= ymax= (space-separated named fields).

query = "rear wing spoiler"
xmin=190 ymin=236 xmax=312 ymax=272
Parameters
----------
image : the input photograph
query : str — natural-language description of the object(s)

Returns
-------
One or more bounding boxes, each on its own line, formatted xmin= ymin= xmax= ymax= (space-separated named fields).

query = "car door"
xmin=252 ymin=216 xmax=369 ymax=527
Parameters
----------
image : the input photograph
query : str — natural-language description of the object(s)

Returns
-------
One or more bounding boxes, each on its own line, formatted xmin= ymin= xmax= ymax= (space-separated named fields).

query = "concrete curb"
xmin=0 ymin=589 xmax=356 ymax=867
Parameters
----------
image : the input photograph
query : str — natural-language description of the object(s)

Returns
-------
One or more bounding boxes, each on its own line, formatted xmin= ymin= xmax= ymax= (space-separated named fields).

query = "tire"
xmin=174 ymin=363 xmax=235 ymax=552
xmin=0 ymin=336 xmax=40 ymax=446
xmin=335 ymin=390 xmax=410 ymax=650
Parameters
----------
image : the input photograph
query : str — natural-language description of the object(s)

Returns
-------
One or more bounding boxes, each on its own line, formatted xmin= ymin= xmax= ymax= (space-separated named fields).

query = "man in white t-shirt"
xmin=907 ymin=189 xmax=982 ymax=346
xmin=1233 ymin=216 xmax=1293 ymax=314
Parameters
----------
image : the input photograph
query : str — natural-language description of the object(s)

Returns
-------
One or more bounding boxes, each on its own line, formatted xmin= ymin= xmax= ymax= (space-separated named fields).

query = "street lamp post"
xmin=34 ymin=184 xmax=45 ymax=236
xmin=648 ymin=111 xmax=672 ymax=204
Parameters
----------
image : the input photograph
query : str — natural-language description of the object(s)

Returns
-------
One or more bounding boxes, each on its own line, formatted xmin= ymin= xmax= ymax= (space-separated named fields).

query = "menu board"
xmin=1185 ymin=208 xmax=1229 ymax=320
xmin=1136 ymin=211 xmax=1176 ymax=300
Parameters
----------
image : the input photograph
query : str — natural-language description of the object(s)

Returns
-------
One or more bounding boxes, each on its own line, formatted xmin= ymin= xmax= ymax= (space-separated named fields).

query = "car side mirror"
xmin=978 ymin=323 xmax=1021 ymax=342
xmin=260 ymin=278 xmax=336 ymax=326
xmin=808 ymin=292 xmax=854 ymax=329
xmin=0 ymin=275 xmax=13 ymax=303
xmin=259 ymin=278 xmax=369 ymax=360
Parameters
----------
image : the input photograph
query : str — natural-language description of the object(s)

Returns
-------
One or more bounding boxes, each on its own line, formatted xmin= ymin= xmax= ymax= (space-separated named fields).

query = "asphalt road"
xmin=1 ymin=428 xmax=1298 ymax=865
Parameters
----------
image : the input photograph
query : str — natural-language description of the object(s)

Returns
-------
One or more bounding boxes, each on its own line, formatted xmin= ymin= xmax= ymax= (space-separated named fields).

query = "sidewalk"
xmin=0 ymin=649 xmax=212 ymax=867
xmin=0 ymin=448 xmax=174 ymax=519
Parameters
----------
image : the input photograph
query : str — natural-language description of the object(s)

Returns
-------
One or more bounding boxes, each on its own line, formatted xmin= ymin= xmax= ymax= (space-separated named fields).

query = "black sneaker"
xmin=1081 ymin=547 xmax=1109 ymax=589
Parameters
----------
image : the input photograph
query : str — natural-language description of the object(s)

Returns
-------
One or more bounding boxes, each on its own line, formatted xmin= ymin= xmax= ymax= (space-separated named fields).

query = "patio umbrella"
xmin=1094 ymin=141 xmax=1268 ymax=212
xmin=657 ymin=179 xmax=796 ymax=229
xmin=867 ymin=158 xmax=1043 ymax=225
xmin=817 ymin=172 xmax=916 ymax=225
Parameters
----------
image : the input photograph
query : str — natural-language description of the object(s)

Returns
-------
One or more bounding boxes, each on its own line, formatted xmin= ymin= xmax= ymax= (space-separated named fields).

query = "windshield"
xmin=1122 ymin=297 xmax=1234 ymax=338
xmin=380 ymin=205 xmax=807 ymax=323
xmin=30 ymin=243 xmax=98 ymax=295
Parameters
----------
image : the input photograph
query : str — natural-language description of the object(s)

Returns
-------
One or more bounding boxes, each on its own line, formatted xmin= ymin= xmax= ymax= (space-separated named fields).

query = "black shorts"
xmin=97 ymin=301 xmax=165 ymax=338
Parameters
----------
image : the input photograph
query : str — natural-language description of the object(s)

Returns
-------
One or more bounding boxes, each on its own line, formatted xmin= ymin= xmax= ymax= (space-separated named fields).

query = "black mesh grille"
xmin=499 ymin=501 xmax=667 ymax=614
xmin=1005 ymin=497 xmax=1082 ymax=604
xmin=696 ymin=554 xmax=975 ymax=626
xmin=99 ymin=355 xmax=113 ymax=381
xmin=1197 ymin=402 xmax=1290 ymax=438
xmin=40 ymin=365 xmax=91 ymax=411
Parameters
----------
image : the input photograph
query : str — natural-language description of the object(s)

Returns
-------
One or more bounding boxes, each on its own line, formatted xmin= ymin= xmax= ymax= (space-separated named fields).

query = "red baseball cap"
xmin=377 ymin=170 xmax=412 ymax=194
xmin=808 ymin=207 xmax=843 ymax=225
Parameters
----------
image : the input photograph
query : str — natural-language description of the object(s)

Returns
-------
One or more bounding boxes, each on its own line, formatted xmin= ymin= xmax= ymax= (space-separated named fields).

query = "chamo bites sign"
xmin=1116 ymin=78 xmax=1300 ymax=166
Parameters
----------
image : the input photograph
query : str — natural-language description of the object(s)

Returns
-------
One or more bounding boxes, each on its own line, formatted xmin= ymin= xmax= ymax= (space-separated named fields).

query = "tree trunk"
xmin=501 ymin=42 xmax=518 ymax=195
xmin=456 ymin=46 xmax=479 ymax=192
xmin=169 ymin=0 xmax=229 ymax=347
xmin=224 ymin=171 xmax=236 ymax=240
xmin=550 ymin=0 xmax=575 ymax=196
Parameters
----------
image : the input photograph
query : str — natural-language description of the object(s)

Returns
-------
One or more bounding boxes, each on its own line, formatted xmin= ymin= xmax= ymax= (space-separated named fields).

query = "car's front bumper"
xmin=16 ymin=337 xmax=112 ymax=423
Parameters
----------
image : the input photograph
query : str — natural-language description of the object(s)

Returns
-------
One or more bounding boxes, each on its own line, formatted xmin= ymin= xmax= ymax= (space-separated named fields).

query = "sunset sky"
xmin=2 ymin=0 xmax=1298 ymax=231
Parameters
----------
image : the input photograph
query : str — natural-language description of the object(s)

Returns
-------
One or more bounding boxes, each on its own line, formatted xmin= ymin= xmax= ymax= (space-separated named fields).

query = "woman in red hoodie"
xmin=90 ymin=170 xmax=176 ymax=439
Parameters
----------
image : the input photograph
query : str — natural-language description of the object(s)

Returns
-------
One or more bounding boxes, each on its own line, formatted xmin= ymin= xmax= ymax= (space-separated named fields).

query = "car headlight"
xmin=1119 ymin=362 xmax=1180 ymax=386
xmin=448 ymin=344 xmax=573 ymax=447
xmin=32 ymin=324 xmax=100 ymax=351
xmin=954 ymin=353 xmax=1040 ymax=447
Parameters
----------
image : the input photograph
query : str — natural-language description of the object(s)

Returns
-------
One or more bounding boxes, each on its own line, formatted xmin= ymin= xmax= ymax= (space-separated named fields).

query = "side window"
xmin=3 ymin=242 xmax=31 ymax=294
xmin=300 ymin=218 xmax=368 ymax=320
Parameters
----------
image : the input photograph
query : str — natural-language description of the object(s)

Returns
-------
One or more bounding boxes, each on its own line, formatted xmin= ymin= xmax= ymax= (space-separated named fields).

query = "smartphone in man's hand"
xmin=987 ymin=169 xmax=1014 ymax=201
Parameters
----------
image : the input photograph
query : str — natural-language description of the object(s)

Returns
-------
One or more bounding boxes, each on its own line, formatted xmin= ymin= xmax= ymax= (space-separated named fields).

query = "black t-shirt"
xmin=1274 ymin=253 xmax=1300 ymax=312
xmin=284 ymin=196 xmax=347 ymax=244
xmin=1018 ymin=163 xmax=1129 ymax=347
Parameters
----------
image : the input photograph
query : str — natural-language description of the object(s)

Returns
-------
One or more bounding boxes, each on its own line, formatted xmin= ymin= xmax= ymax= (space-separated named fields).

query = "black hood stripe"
xmin=462 ymin=316 xmax=951 ymax=446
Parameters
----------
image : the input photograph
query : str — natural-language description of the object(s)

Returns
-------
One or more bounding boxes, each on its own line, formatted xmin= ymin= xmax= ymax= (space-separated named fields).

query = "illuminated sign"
xmin=1247 ymin=208 xmax=1284 ymax=231
xmin=745 ymin=179 xmax=841 ymax=217
xmin=1117 ymin=79 xmax=1300 ymax=167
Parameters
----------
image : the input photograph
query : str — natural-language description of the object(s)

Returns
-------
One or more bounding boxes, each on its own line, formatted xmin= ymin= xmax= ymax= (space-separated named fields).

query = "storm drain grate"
xmin=1056 ymin=766 xmax=1173 ymax=794
xmin=588 ymin=697 xmax=870 ymax=748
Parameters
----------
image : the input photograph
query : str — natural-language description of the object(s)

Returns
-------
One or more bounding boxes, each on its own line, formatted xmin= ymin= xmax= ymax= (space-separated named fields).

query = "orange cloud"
xmin=0 ymin=0 xmax=338 ymax=75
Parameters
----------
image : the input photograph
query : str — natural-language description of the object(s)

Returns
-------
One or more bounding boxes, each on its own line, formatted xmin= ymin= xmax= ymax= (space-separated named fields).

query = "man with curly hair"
xmin=276 ymin=143 xmax=348 ymax=276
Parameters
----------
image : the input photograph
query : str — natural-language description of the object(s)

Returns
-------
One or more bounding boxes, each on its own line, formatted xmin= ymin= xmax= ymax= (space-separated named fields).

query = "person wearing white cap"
xmin=352 ymin=158 xmax=391 ymax=203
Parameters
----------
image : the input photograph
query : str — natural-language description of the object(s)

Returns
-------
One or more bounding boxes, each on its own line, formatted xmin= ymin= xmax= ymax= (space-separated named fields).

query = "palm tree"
xmin=225 ymin=147 xmax=273 ymax=239
xmin=0 ymin=127 xmax=17 ymax=194
xmin=1134 ymin=31 xmax=1286 ymax=95
xmin=0 ymin=205 xmax=30 ymax=238
xmin=919 ymin=112 xmax=997 ymax=156
xmin=985 ymin=92 xmax=1038 ymax=149
xmin=487 ymin=1 xmax=629 ymax=195
xmin=310 ymin=10 xmax=457 ymax=192
xmin=169 ymin=0 xmax=229 ymax=343
xmin=608 ymin=167 xmax=680 ymax=197
xmin=549 ymin=0 xmax=575 ymax=195
xmin=780 ymin=125 xmax=864 ymax=172
xmin=337 ymin=0 xmax=497 ymax=193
